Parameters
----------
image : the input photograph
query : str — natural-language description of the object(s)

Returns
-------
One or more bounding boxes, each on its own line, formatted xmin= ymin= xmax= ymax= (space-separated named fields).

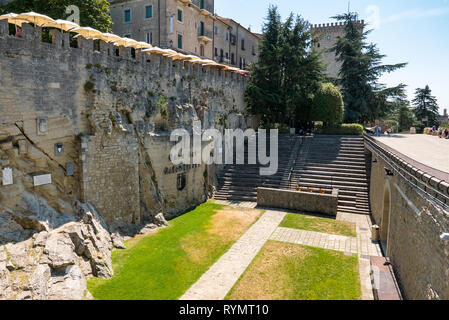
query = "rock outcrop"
xmin=0 ymin=202 xmax=116 ymax=300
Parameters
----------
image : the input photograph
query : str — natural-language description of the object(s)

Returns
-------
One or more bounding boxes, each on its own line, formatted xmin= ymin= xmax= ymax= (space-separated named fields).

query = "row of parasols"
xmin=0 ymin=11 xmax=249 ymax=75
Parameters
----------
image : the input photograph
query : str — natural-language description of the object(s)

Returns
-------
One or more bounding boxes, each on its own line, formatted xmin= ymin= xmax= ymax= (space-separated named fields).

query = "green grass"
xmin=280 ymin=213 xmax=357 ymax=237
xmin=226 ymin=241 xmax=361 ymax=300
xmin=87 ymin=202 xmax=261 ymax=300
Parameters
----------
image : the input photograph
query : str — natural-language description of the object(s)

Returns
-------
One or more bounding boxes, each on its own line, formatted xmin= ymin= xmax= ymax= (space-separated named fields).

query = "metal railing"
xmin=364 ymin=134 xmax=449 ymax=210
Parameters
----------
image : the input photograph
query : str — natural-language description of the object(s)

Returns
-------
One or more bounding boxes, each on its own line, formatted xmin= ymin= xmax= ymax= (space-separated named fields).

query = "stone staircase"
xmin=214 ymin=134 xmax=301 ymax=202
xmin=291 ymin=136 xmax=371 ymax=215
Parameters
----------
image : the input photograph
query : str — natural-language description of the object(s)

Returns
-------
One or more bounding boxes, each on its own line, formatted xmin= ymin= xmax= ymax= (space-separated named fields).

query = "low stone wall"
xmin=257 ymin=187 xmax=338 ymax=216
xmin=366 ymin=137 xmax=449 ymax=300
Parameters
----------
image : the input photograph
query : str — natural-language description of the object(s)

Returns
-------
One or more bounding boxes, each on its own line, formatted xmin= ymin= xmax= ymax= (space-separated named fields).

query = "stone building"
xmin=311 ymin=20 xmax=364 ymax=79
xmin=216 ymin=16 xmax=261 ymax=69
xmin=108 ymin=0 xmax=261 ymax=69
xmin=437 ymin=109 xmax=448 ymax=125
xmin=109 ymin=0 xmax=215 ymax=59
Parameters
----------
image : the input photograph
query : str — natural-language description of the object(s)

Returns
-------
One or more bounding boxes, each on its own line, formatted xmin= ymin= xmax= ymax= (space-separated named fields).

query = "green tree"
xmin=412 ymin=85 xmax=439 ymax=127
xmin=331 ymin=12 xmax=407 ymax=124
xmin=246 ymin=6 xmax=323 ymax=126
xmin=245 ymin=6 xmax=283 ymax=125
xmin=311 ymin=83 xmax=344 ymax=126
xmin=0 ymin=0 xmax=112 ymax=32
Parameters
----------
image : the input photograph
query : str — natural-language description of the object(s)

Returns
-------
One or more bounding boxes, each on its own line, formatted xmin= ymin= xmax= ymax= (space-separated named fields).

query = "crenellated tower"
xmin=311 ymin=20 xmax=364 ymax=80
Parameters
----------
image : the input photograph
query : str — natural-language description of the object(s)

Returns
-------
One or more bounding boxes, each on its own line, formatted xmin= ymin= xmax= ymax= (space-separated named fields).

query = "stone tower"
xmin=311 ymin=20 xmax=364 ymax=80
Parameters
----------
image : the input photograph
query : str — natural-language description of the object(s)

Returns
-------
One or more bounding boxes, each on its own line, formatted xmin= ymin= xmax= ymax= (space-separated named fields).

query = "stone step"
xmin=337 ymin=206 xmax=371 ymax=215
xmin=298 ymin=177 xmax=368 ymax=188
xmin=299 ymin=173 xmax=368 ymax=183
xmin=297 ymin=181 xmax=368 ymax=192
xmin=297 ymin=170 xmax=367 ymax=179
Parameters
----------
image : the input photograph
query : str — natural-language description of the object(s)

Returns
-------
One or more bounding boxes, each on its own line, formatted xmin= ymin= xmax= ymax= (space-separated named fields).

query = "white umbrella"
xmin=112 ymin=37 xmax=138 ymax=47
xmin=70 ymin=27 xmax=103 ymax=39
xmin=100 ymin=32 xmax=123 ymax=43
xmin=0 ymin=13 xmax=28 ymax=27
xmin=42 ymin=19 xmax=79 ymax=32
xmin=15 ymin=12 xmax=55 ymax=27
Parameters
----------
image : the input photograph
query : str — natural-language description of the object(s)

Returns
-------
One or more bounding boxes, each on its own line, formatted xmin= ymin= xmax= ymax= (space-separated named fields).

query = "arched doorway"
xmin=380 ymin=183 xmax=391 ymax=253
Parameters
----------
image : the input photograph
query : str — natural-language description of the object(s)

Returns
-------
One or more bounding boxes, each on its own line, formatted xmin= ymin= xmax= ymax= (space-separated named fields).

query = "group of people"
xmin=373 ymin=126 xmax=393 ymax=137
xmin=432 ymin=126 xmax=449 ymax=139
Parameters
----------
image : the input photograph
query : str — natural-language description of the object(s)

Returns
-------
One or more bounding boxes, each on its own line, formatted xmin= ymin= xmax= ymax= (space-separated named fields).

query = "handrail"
xmin=364 ymin=134 xmax=449 ymax=209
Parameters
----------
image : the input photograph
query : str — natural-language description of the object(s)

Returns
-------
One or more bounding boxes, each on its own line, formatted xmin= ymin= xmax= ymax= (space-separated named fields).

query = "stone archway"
xmin=380 ymin=182 xmax=391 ymax=249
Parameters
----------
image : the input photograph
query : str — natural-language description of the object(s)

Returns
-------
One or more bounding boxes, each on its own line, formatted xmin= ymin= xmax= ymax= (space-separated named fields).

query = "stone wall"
xmin=366 ymin=140 xmax=449 ymax=300
xmin=0 ymin=20 xmax=255 ymax=232
xmin=257 ymin=187 xmax=339 ymax=216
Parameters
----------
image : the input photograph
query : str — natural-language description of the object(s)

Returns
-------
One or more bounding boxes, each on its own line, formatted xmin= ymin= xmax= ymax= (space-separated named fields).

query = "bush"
xmin=311 ymin=83 xmax=344 ymax=126
xmin=315 ymin=123 xmax=364 ymax=135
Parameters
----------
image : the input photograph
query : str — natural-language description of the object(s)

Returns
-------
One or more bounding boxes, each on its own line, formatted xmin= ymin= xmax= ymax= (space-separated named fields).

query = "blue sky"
xmin=216 ymin=0 xmax=449 ymax=113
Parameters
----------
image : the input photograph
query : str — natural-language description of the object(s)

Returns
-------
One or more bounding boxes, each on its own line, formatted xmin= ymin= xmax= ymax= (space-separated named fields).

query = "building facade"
xmin=311 ymin=20 xmax=364 ymax=79
xmin=438 ymin=109 xmax=448 ymax=125
xmin=216 ymin=16 xmax=261 ymax=69
xmin=109 ymin=0 xmax=261 ymax=68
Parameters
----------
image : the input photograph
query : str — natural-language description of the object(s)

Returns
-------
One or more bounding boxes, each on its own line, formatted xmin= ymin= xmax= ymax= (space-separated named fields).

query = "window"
xmin=215 ymin=47 xmax=218 ymax=56
xmin=226 ymin=32 xmax=229 ymax=41
xmin=145 ymin=6 xmax=153 ymax=19
xmin=241 ymin=39 xmax=245 ymax=50
xmin=177 ymin=34 xmax=183 ymax=49
xmin=214 ymin=26 xmax=218 ymax=35
xmin=200 ymin=21 xmax=204 ymax=36
xmin=231 ymin=53 xmax=235 ymax=64
xmin=177 ymin=173 xmax=186 ymax=191
xmin=177 ymin=9 xmax=182 ymax=22
xmin=124 ymin=9 xmax=131 ymax=22
xmin=200 ymin=44 xmax=204 ymax=56
xmin=145 ymin=32 xmax=153 ymax=44
xmin=200 ymin=0 xmax=205 ymax=9
xmin=170 ymin=16 xmax=174 ymax=34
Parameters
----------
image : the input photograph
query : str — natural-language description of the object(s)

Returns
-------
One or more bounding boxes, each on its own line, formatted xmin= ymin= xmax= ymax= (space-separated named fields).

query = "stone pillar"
xmin=51 ymin=29 xmax=63 ymax=48
xmin=0 ymin=19 xmax=8 ymax=37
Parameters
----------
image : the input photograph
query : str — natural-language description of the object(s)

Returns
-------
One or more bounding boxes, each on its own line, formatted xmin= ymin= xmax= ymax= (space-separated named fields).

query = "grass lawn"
xmin=87 ymin=201 xmax=262 ymax=300
xmin=226 ymin=241 xmax=361 ymax=300
xmin=279 ymin=213 xmax=356 ymax=237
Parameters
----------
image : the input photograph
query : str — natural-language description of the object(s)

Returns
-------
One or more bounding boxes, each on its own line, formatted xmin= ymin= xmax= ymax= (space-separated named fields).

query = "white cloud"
xmin=384 ymin=6 xmax=449 ymax=23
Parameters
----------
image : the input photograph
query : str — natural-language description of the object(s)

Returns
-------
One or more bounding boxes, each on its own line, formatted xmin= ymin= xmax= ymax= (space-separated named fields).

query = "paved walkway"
xmin=181 ymin=202 xmax=382 ymax=300
xmin=180 ymin=209 xmax=287 ymax=300
xmin=214 ymin=200 xmax=258 ymax=209
xmin=374 ymin=134 xmax=449 ymax=175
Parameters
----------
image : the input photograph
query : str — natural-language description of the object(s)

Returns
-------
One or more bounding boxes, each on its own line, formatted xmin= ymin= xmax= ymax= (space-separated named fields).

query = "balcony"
xmin=230 ymin=33 xmax=236 ymax=45
xmin=200 ymin=9 xmax=213 ymax=17
xmin=198 ymin=29 xmax=212 ymax=43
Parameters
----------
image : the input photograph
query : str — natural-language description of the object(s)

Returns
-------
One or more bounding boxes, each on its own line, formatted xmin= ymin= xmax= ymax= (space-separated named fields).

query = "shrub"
xmin=311 ymin=83 xmax=344 ymax=126
xmin=315 ymin=123 xmax=364 ymax=135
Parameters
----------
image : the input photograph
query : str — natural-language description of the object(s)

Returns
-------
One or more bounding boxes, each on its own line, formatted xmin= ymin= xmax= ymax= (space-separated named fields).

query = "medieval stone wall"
xmin=366 ymin=143 xmax=449 ymax=300
xmin=0 ymin=20 xmax=254 ymax=232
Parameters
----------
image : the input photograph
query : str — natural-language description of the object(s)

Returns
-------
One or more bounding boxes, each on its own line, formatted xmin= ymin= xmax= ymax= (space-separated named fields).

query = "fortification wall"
xmin=366 ymin=142 xmax=449 ymax=300
xmin=0 ymin=20 xmax=255 ymax=231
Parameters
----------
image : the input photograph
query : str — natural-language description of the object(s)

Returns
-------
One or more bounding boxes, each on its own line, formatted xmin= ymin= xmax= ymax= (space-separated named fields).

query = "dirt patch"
xmin=227 ymin=241 xmax=310 ymax=300
xmin=208 ymin=208 xmax=262 ymax=241
xmin=181 ymin=207 xmax=262 ymax=264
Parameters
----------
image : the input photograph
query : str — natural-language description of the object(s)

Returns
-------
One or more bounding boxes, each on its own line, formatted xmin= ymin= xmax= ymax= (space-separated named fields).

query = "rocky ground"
xmin=0 ymin=201 xmax=168 ymax=300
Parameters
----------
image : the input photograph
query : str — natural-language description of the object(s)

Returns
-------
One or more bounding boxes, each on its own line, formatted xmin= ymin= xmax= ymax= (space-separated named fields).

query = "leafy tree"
xmin=0 ymin=0 xmax=112 ymax=32
xmin=245 ymin=5 xmax=283 ymax=125
xmin=331 ymin=12 xmax=407 ymax=124
xmin=311 ymin=83 xmax=344 ymax=126
xmin=246 ymin=6 xmax=323 ymax=126
xmin=412 ymin=85 xmax=439 ymax=126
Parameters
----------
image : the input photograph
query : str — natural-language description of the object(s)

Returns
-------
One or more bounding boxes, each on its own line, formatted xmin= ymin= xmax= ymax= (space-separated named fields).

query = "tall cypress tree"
xmin=331 ymin=12 xmax=407 ymax=123
xmin=245 ymin=5 xmax=283 ymax=125
xmin=412 ymin=85 xmax=439 ymax=126
xmin=246 ymin=6 xmax=323 ymax=126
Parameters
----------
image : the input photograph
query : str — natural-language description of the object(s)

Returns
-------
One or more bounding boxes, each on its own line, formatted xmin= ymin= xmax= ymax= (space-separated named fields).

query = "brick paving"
xmin=179 ymin=209 xmax=287 ymax=300
xmin=181 ymin=201 xmax=382 ymax=300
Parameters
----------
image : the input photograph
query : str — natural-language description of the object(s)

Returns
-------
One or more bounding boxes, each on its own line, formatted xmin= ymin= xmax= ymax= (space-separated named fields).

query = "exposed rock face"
xmin=0 ymin=202 xmax=114 ymax=300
